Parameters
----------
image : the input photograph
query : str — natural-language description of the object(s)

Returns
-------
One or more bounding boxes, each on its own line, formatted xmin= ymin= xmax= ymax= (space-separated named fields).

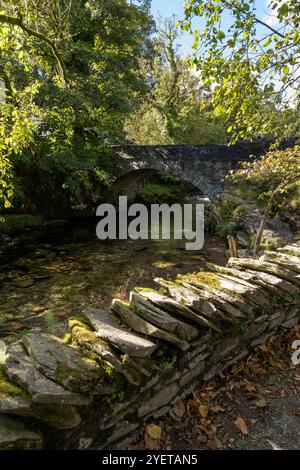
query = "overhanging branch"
xmin=0 ymin=13 xmax=69 ymax=84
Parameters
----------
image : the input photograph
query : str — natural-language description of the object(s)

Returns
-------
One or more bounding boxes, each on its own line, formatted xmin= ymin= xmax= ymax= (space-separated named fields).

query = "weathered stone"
xmin=210 ymin=263 xmax=298 ymax=300
xmin=0 ymin=415 xmax=42 ymax=450
xmin=268 ymin=312 xmax=286 ymax=330
xmin=154 ymin=278 xmax=223 ymax=329
xmin=68 ymin=316 xmax=139 ymax=385
xmin=69 ymin=317 xmax=121 ymax=369
xmin=281 ymin=317 xmax=299 ymax=329
xmin=224 ymin=349 xmax=248 ymax=367
xmin=31 ymin=403 xmax=82 ymax=429
xmin=1 ymin=241 xmax=298 ymax=450
xmin=184 ymin=343 xmax=208 ymax=362
xmin=130 ymin=291 xmax=198 ymax=341
xmin=262 ymin=251 xmax=300 ymax=275
xmin=244 ymin=321 xmax=268 ymax=340
xmin=0 ymin=395 xmax=32 ymax=416
xmin=82 ymin=307 xmax=157 ymax=357
xmin=228 ymin=258 xmax=300 ymax=287
xmin=134 ymin=287 xmax=210 ymax=328
xmin=112 ymin=299 xmax=189 ymax=351
xmin=179 ymin=361 xmax=205 ymax=387
xmin=106 ymin=421 xmax=139 ymax=445
xmin=211 ymin=337 xmax=240 ymax=362
xmin=113 ymin=141 xmax=273 ymax=201
xmin=216 ymin=273 xmax=270 ymax=307
xmin=178 ymin=272 xmax=251 ymax=318
xmin=23 ymin=333 xmax=102 ymax=394
xmin=4 ymin=343 xmax=88 ymax=406
xmin=278 ymin=244 xmax=300 ymax=257
xmin=251 ymin=330 xmax=274 ymax=347
xmin=138 ymin=382 xmax=180 ymax=417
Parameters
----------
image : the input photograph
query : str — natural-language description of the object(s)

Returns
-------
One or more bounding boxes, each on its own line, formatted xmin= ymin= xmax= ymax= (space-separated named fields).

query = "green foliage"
xmin=125 ymin=17 xmax=227 ymax=144
xmin=229 ymin=146 xmax=300 ymax=254
xmin=0 ymin=214 xmax=43 ymax=233
xmin=228 ymin=147 xmax=300 ymax=201
xmin=183 ymin=0 xmax=300 ymax=142
xmin=0 ymin=0 xmax=155 ymax=209
xmin=207 ymin=196 xmax=245 ymax=238
xmin=138 ymin=171 xmax=199 ymax=203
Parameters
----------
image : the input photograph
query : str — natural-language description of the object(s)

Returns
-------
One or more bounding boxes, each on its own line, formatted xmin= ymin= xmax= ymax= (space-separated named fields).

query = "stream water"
xmin=0 ymin=203 xmax=227 ymax=343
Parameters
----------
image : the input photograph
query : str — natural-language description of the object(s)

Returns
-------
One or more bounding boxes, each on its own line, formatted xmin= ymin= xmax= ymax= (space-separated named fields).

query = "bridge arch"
xmin=111 ymin=142 xmax=272 ymax=200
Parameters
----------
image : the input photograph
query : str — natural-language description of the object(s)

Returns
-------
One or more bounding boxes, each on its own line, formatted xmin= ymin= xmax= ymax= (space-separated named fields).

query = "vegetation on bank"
xmin=0 ymin=1 xmax=299 ymax=253
xmin=137 ymin=173 xmax=200 ymax=204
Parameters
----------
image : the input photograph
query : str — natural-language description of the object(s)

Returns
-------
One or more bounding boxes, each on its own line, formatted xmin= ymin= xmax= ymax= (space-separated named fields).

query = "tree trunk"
xmin=253 ymin=192 xmax=276 ymax=257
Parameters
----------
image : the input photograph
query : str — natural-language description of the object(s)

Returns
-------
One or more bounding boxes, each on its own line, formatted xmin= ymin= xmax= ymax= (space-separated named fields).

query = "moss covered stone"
xmin=0 ymin=366 xmax=28 ymax=399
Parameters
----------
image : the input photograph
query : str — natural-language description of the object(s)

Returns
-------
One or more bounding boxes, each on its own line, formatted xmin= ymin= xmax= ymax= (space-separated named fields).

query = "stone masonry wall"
xmin=112 ymin=141 xmax=280 ymax=199
xmin=0 ymin=242 xmax=300 ymax=449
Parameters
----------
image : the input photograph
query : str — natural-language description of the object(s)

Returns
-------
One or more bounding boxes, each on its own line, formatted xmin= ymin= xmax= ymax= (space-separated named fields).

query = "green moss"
xmin=104 ymin=390 xmax=126 ymax=405
xmin=178 ymin=271 xmax=221 ymax=290
xmin=69 ymin=316 xmax=98 ymax=345
xmin=135 ymin=287 xmax=160 ymax=295
xmin=0 ymin=366 xmax=28 ymax=398
xmin=54 ymin=361 xmax=98 ymax=394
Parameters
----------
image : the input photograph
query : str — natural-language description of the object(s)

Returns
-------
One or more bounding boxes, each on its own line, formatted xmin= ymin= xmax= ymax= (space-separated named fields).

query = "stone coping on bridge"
xmin=0 ymin=242 xmax=300 ymax=449
xmin=112 ymin=141 xmax=276 ymax=200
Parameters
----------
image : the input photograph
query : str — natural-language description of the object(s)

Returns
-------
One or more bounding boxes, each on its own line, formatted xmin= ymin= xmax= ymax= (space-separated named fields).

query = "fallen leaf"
xmin=32 ymin=306 xmax=46 ymax=313
xmin=234 ymin=416 xmax=248 ymax=435
xmin=254 ymin=398 xmax=267 ymax=408
xmin=198 ymin=404 xmax=209 ymax=418
xmin=145 ymin=424 xmax=161 ymax=440
xmin=144 ymin=433 xmax=159 ymax=450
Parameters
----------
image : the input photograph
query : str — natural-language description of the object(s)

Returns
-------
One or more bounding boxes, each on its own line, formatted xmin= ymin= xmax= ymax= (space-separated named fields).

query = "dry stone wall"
xmin=0 ymin=243 xmax=300 ymax=449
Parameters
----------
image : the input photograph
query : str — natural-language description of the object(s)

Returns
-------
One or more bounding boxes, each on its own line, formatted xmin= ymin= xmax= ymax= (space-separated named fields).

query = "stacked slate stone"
xmin=0 ymin=242 xmax=299 ymax=449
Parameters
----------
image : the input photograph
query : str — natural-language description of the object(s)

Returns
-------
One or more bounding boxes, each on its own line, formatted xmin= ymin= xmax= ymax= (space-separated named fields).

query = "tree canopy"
xmin=125 ymin=17 xmax=227 ymax=144
xmin=0 ymin=0 xmax=154 ymax=208
xmin=183 ymin=0 xmax=300 ymax=142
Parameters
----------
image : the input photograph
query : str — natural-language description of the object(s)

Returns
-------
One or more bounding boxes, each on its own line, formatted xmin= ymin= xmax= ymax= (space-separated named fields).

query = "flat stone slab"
xmin=0 ymin=415 xmax=42 ymax=450
xmin=22 ymin=333 xmax=102 ymax=394
xmin=177 ymin=274 xmax=250 ymax=318
xmin=154 ymin=278 xmax=224 ymax=328
xmin=82 ymin=307 xmax=157 ymax=358
xmin=4 ymin=342 xmax=89 ymax=406
xmin=68 ymin=317 xmax=142 ymax=385
xmin=112 ymin=299 xmax=189 ymax=351
xmin=227 ymin=258 xmax=300 ymax=287
xmin=216 ymin=273 xmax=269 ymax=307
xmin=134 ymin=288 xmax=215 ymax=328
xmin=261 ymin=251 xmax=300 ymax=274
xmin=130 ymin=291 xmax=198 ymax=341
xmin=278 ymin=245 xmax=300 ymax=257
xmin=210 ymin=264 xmax=298 ymax=297
xmin=0 ymin=395 xmax=32 ymax=416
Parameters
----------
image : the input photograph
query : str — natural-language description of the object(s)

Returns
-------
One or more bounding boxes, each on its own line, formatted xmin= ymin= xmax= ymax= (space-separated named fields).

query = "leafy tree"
xmin=228 ymin=146 xmax=300 ymax=255
xmin=0 ymin=0 xmax=155 ymax=210
xmin=125 ymin=17 xmax=227 ymax=144
xmin=183 ymin=0 xmax=300 ymax=142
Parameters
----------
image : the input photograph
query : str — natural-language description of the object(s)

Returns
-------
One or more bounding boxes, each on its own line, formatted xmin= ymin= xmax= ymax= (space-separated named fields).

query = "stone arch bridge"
xmin=111 ymin=141 xmax=271 ymax=200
